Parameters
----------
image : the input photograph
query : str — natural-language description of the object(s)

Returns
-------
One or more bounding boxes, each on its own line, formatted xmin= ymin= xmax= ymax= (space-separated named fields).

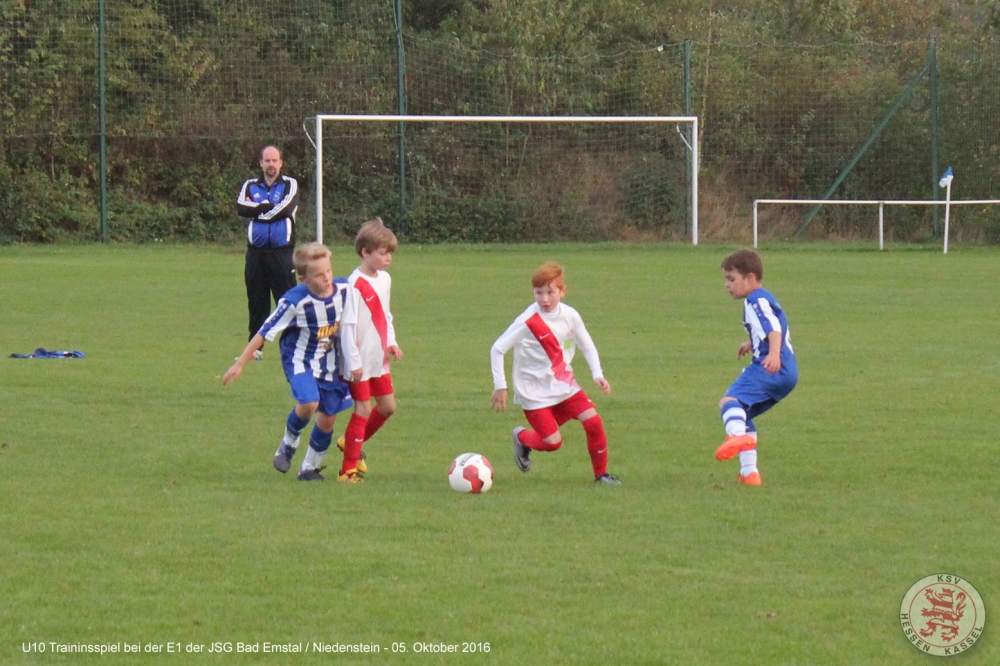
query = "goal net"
xmin=310 ymin=115 xmax=699 ymax=244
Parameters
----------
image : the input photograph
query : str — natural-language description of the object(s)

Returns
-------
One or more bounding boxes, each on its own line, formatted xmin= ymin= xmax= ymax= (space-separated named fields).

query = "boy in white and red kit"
xmin=337 ymin=217 xmax=403 ymax=483
xmin=490 ymin=262 xmax=619 ymax=484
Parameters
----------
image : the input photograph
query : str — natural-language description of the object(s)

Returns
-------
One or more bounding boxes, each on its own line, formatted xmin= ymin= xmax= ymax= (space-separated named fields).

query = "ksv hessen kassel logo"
xmin=900 ymin=574 xmax=985 ymax=656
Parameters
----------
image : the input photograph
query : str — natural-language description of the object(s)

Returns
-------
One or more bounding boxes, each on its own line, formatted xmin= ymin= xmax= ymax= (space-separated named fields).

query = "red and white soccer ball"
xmin=448 ymin=453 xmax=493 ymax=494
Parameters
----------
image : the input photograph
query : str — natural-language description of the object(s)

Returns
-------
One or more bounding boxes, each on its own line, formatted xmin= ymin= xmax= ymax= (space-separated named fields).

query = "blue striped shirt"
xmin=743 ymin=288 xmax=794 ymax=364
xmin=259 ymin=279 xmax=348 ymax=381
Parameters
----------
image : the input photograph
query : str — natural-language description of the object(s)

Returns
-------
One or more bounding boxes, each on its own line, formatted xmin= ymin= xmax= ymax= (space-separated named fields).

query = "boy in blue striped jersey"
xmin=224 ymin=243 xmax=354 ymax=481
xmin=715 ymin=250 xmax=798 ymax=486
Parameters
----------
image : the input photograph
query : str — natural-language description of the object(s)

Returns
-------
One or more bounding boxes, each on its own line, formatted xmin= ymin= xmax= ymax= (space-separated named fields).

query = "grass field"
xmin=1 ymin=242 xmax=996 ymax=665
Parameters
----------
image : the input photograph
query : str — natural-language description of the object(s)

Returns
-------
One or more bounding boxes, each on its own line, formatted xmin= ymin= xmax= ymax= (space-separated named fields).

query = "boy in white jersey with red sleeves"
xmin=337 ymin=217 xmax=403 ymax=483
xmin=491 ymin=262 xmax=619 ymax=484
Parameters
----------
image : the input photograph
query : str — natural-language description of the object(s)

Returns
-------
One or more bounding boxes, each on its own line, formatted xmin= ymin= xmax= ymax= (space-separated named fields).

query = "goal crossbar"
xmin=753 ymin=197 xmax=1000 ymax=252
xmin=312 ymin=114 xmax=699 ymax=243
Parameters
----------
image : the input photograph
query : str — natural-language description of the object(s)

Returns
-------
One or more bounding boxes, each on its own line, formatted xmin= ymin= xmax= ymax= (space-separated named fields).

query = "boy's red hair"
xmin=531 ymin=262 xmax=565 ymax=289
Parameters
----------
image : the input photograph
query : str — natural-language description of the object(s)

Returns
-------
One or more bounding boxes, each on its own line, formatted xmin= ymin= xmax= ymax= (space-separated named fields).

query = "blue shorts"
xmin=725 ymin=359 xmax=798 ymax=420
xmin=287 ymin=373 xmax=354 ymax=416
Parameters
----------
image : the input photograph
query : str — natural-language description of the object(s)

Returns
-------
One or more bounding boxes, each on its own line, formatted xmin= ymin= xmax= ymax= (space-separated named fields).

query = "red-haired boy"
xmin=490 ymin=262 xmax=619 ymax=484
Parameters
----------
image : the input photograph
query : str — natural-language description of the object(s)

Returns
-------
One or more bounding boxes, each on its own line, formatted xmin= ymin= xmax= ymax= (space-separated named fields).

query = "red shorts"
xmin=523 ymin=391 xmax=595 ymax=438
xmin=345 ymin=373 xmax=394 ymax=401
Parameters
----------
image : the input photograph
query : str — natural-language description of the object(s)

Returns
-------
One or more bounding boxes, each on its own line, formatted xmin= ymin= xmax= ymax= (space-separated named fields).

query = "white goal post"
xmin=312 ymin=114 xmax=699 ymax=244
xmin=753 ymin=197 xmax=1000 ymax=253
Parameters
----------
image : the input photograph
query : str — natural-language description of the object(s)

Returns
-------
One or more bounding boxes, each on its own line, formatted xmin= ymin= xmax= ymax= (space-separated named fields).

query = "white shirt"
xmin=339 ymin=268 xmax=397 ymax=380
xmin=491 ymin=302 xmax=604 ymax=410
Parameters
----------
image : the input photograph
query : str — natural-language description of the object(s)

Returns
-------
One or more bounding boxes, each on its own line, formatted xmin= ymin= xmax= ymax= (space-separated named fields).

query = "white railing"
xmin=752 ymin=198 xmax=1000 ymax=253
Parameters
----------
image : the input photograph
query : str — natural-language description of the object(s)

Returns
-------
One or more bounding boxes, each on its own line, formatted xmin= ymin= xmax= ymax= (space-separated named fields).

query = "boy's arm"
xmin=571 ymin=311 xmax=608 ymax=392
xmin=762 ymin=330 xmax=783 ymax=373
xmin=384 ymin=274 xmax=400 ymax=353
xmin=490 ymin=319 xmax=525 ymax=389
xmin=223 ymin=334 xmax=265 ymax=385
xmin=490 ymin=345 xmax=508 ymax=412
xmin=234 ymin=180 xmax=273 ymax=218
xmin=750 ymin=295 xmax=783 ymax=373
xmin=385 ymin=310 xmax=402 ymax=360
xmin=225 ymin=297 xmax=296 ymax=384
xmin=490 ymin=316 xmax=527 ymax=412
xmin=340 ymin=322 xmax=362 ymax=381
xmin=339 ymin=284 xmax=363 ymax=380
xmin=256 ymin=178 xmax=299 ymax=222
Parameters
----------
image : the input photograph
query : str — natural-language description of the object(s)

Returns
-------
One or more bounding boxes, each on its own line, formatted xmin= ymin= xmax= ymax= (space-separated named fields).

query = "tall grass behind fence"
xmin=2 ymin=1 xmax=1000 ymax=243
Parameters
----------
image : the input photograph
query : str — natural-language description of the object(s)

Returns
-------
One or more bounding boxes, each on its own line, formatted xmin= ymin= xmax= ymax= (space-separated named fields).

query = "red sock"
xmin=341 ymin=413 xmax=368 ymax=474
xmin=519 ymin=428 xmax=561 ymax=452
xmin=364 ymin=409 xmax=389 ymax=441
xmin=581 ymin=415 xmax=608 ymax=477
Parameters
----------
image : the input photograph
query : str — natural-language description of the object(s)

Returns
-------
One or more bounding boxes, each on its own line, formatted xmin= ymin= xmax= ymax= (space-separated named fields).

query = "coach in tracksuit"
xmin=235 ymin=145 xmax=300 ymax=351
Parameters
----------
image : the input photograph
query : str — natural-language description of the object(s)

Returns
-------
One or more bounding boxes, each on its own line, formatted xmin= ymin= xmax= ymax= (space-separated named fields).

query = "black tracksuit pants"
xmin=245 ymin=245 xmax=296 ymax=341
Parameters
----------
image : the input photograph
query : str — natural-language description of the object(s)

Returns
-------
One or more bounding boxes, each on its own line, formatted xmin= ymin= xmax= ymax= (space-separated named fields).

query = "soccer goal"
xmin=310 ymin=114 xmax=699 ymax=244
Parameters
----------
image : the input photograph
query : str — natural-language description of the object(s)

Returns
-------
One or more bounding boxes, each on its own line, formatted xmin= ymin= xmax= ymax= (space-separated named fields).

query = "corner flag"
xmin=939 ymin=166 xmax=954 ymax=188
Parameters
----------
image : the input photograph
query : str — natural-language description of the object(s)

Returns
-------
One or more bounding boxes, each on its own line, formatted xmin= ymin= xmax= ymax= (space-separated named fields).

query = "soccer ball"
xmin=448 ymin=453 xmax=493 ymax=494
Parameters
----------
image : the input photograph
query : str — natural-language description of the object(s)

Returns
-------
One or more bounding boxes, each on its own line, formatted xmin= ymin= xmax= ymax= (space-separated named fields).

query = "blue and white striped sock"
xmin=720 ymin=399 xmax=747 ymax=437
xmin=283 ymin=410 xmax=311 ymax=449
xmin=301 ymin=426 xmax=333 ymax=472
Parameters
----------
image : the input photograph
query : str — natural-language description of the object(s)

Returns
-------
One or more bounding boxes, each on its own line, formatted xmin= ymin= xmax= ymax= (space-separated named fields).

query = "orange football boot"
xmin=337 ymin=468 xmax=364 ymax=483
xmin=336 ymin=436 xmax=367 ymax=474
xmin=738 ymin=471 xmax=762 ymax=486
xmin=715 ymin=434 xmax=757 ymax=461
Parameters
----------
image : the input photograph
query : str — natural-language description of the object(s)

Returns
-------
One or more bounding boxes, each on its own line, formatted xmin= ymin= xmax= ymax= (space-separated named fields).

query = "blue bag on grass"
xmin=9 ymin=348 xmax=85 ymax=359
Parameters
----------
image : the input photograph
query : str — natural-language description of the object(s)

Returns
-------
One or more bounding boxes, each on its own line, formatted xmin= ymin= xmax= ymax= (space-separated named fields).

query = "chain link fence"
xmin=2 ymin=1 xmax=998 ymax=243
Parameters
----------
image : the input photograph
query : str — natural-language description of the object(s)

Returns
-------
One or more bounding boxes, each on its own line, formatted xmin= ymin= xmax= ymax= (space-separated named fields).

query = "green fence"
xmin=2 ymin=1 xmax=999 ymax=243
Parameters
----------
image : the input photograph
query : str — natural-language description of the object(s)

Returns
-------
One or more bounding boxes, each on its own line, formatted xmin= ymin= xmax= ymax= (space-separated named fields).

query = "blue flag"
xmin=939 ymin=166 xmax=953 ymax=188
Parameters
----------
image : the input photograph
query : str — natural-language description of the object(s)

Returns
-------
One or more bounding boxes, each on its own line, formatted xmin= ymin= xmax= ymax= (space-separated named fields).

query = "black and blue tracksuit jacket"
xmin=235 ymin=174 xmax=299 ymax=248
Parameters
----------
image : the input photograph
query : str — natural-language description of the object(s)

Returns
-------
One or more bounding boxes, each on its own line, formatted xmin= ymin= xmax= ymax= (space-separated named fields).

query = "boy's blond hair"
xmin=355 ymin=217 xmax=398 ymax=257
xmin=721 ymin=249 xmax=764 ymax=281
xmin=293 ymin=242 xmax=331 ymax=278
xmin=531 ymin=261 xmax=566 ymax=289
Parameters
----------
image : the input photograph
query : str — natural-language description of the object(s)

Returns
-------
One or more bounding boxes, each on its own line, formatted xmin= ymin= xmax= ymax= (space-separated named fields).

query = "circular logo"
xmin=900 ymin=574 xmax=985 ymax=656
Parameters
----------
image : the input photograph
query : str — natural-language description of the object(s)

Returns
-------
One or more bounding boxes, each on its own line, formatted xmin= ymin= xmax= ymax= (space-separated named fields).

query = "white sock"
xmin=721 ymin=401 xmax=747 ymax=437
xmin=300 ymin=446 xmax=326 ymax=472
xmin=281 ymin=430 xmax=300 ymax=450
xmin=739 ymin=434 xmax=759 ymax=476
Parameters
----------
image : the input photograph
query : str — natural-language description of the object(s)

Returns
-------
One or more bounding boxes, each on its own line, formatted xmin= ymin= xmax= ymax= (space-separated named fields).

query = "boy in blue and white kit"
xmin=715 ymin=250 xmax=797 ymax=486
xmin=224 ymin=243 xmax=353 ymax=481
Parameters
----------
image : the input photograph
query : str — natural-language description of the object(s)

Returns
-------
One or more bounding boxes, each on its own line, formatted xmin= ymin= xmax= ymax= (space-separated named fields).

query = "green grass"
xmin=1 ymin=242 xmax=996 ymax=665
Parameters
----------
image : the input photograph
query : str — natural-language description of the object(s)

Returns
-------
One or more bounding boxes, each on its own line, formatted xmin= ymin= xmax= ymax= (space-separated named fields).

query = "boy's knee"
xmin=719 ymin=396 xmax=741 ymax=409
xmin=375 ymin=395 xmax=396 ymax=416
xmin=315 ymin=413 xmax=336 ymax=432
xmin=296 ymin=402 xmax=319 ymax=418
xmin=581 ymin=414 xmax=604 ymax=435
xmin=542 ymin=433 xmax=563 ymax=447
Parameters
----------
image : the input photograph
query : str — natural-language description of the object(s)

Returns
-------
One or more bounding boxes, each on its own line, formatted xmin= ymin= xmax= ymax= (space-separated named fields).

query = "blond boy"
xmin=225 ymin=243 xmax=352 ymax=481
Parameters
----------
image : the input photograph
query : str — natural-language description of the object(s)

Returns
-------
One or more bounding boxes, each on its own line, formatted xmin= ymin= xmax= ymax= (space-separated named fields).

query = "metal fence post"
xmin=929 ymin=37 xmax=941 ymax=235
xmin=98 ymin=0 xmax=108 ymax=243
xmin=395 ymin=0 xmax=407 ymax=223
xmin=683 ymin=39 xmax=692 ymax=237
